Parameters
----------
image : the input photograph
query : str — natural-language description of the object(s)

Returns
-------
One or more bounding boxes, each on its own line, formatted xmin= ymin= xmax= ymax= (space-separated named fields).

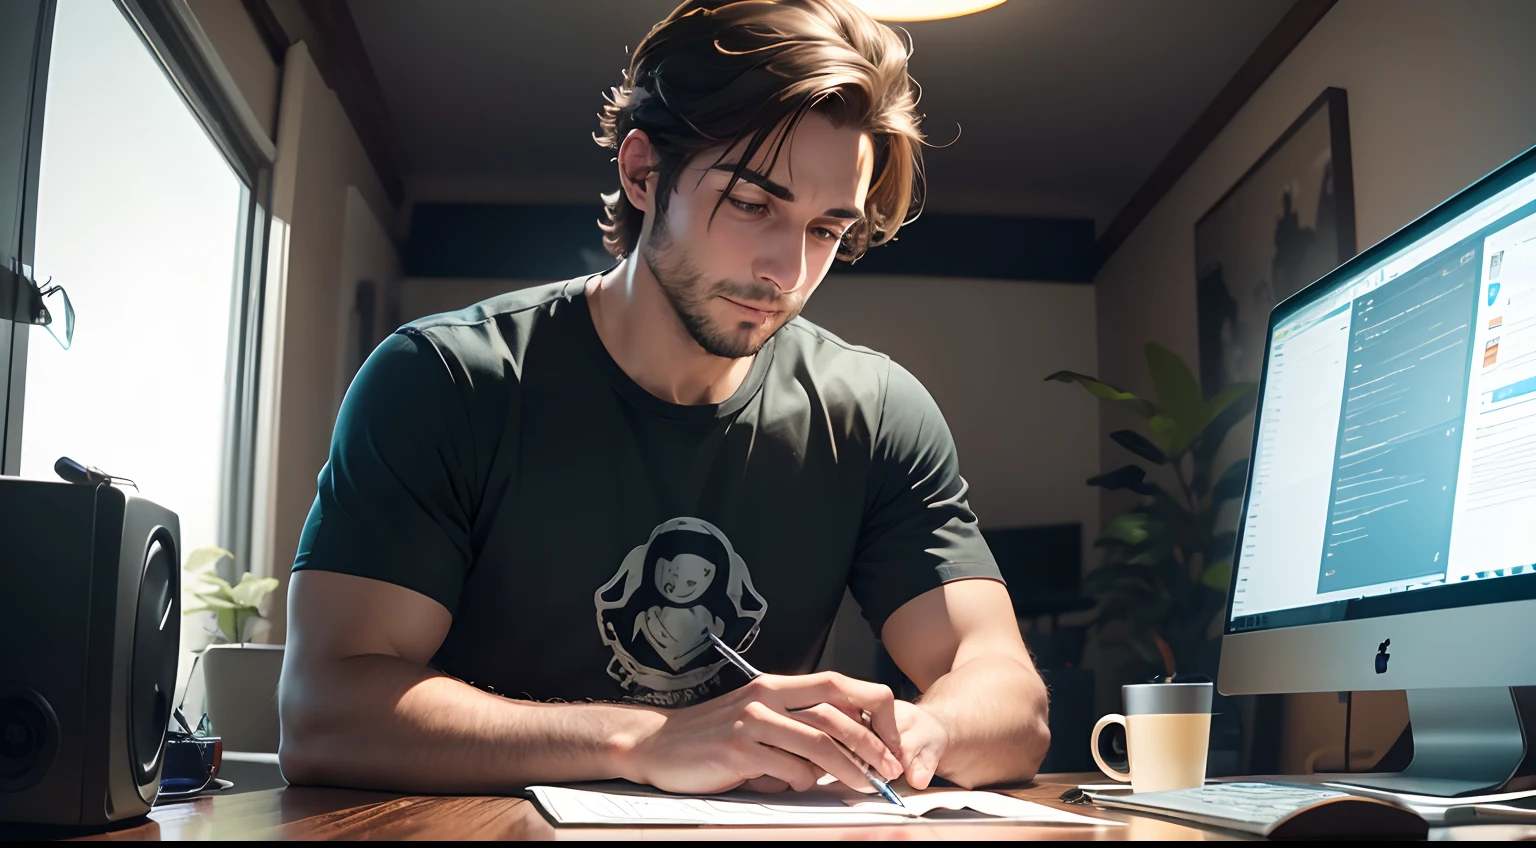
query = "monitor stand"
xmin=1334 ymin=687 xmax=1536 ymax=798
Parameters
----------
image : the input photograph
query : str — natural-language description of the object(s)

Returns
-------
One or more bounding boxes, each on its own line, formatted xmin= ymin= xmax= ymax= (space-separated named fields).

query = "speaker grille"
xmin=0 ymin=686 xmax=59 ymax=792
xmin=128 ymin=530 xmax=178 ymax=790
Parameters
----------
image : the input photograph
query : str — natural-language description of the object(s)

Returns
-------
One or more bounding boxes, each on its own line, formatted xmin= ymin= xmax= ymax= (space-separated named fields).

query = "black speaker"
xmin=0 ymin=476 xmax=180 ymax=825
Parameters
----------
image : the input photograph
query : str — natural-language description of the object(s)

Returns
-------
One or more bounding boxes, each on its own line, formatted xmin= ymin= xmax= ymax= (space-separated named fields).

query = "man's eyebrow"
xmin=709 ymin=163 xmax=863 ymax=220
xmin=710 ymin=163 xmax=793 ymax=201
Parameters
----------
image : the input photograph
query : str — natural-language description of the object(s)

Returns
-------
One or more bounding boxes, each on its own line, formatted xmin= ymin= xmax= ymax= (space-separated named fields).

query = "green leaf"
xmin=182 ymin=605 xmax=208 ymax=615
xmin=233 ymin=609 xmax=255 ymax=643
xmin=229 ymin=574 xmax=280 ymax=608
xmin=1202 ymin=558 xmax=1233 ymax=592
xmin=216 ymin=609 xmax=238 ymax=643
xmin=1086 ymin=464 xmax=1149 ymax=492
xmin=1211 ymin=458 xmax=1250 ymax=502
xmin=184 ymin=545 xmax=234 ymax=574
xmin=1126 ymin=549 xmax=1169 ymax=567
xmin=1044 ymin=371 xmax=1155 ymax=418
xmin=1109 ymin=430 xmax=1167 ymax=465
xmin=1203 ymin=382 xmax=1257 ymax=428
xmin=195 ymin=574 xmax=235 ymax=596
xmin=1148 ymin=414 xmax=1186 ymax=456
xmin=1145 ymin=343 xmax=1204 ymax=436
xmin=192 ymin=594 xmax=241 ymax=610
xmin=1193 ymin=390 xmax=1257 ymax=465
xmin=1098 ymin=512 xmax=1158 ymax=547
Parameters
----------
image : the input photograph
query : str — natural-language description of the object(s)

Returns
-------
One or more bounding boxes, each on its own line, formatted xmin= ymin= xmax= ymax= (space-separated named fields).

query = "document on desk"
xmin=526 ymin=781 xmax=1119 ymax=827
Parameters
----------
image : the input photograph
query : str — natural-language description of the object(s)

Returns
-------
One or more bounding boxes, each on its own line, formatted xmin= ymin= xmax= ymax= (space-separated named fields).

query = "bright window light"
xmin=22 ymin=0 xmax=243 ymax=563
xmin=849 ymin=0 xmax=1008 ymax=21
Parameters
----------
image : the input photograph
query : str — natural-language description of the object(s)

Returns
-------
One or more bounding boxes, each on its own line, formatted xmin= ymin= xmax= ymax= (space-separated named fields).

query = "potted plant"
xmin=183 ymin=546 xmax=279 ymax=647
xmin=181 ymin=547 xmax=285 ymax=755
xmin=1046 ymin=343 xmax=1257 ymax=681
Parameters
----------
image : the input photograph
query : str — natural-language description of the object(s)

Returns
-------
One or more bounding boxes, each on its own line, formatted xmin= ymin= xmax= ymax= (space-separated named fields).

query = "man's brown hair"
xmin=594 ymin=0 xmax=926 ymax=262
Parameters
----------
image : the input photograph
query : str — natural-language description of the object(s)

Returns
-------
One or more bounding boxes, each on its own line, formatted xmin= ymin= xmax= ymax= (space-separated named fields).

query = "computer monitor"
xmin=1218 ymin=143 xmax=1536 ymax=798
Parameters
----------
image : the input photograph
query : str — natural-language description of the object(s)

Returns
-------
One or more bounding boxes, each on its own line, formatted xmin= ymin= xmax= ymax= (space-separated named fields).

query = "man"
xmin=278 ymin=0 xmax=1050 ymax=796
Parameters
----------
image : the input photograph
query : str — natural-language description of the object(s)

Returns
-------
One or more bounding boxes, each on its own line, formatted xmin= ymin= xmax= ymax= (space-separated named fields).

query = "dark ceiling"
xmin=347 ymin=0 xmax=1295 ymax=230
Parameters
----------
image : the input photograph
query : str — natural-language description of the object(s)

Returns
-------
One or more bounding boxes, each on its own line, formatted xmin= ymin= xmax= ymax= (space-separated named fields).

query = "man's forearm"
xmin=916 ymin=654 xmax=1051 ymax=788
xmin=278 ymin=653 xmax=659 ymax=793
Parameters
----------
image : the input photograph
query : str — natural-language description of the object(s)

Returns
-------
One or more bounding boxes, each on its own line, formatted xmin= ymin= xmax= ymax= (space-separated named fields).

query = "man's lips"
xmin=720 ymin=296 xmax=780 ymax=318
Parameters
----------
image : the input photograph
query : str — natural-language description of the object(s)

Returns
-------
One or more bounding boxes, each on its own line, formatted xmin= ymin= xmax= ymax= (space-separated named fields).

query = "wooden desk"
xmin=16 ymin=773 xmax=1536 ymax=840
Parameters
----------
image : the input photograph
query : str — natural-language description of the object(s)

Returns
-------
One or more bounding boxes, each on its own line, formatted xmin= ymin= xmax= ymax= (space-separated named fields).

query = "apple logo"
xmin=1375 ymin=639 xmax=1391 ymax=674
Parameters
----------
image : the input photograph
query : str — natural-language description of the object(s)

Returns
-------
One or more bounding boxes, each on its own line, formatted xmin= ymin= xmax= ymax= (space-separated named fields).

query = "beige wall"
xmin=395 ymin=274 xmax=1102 ymax=680
xmin=807 ymin=276 xmax=1100 ymax=679
xmin=252 ymin=42 xmax=398 ymax=642
xmin=1092 ymin=0 xmax=1536 ymax=772
xmin=184 ymin=0 xmax=280 ymax=142
xmin=331 ymin=186 xmax=401 ymax=415
xmin=802 ymin=276 xmax=1100 ymax=538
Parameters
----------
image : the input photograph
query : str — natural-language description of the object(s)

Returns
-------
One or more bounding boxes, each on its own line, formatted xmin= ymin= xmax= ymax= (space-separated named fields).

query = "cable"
xmin=1343 ymin=691 xmax=1353 ymax=773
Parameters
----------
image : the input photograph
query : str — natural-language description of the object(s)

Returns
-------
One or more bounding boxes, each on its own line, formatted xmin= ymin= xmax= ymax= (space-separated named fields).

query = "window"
xmin=18 ymin=0 xmax=246 ymax=560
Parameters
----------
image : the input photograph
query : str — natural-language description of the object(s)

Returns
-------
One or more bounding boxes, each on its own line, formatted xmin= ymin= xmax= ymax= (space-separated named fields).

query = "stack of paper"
xmin=526 ymin=781 xmax=1120 ymax=827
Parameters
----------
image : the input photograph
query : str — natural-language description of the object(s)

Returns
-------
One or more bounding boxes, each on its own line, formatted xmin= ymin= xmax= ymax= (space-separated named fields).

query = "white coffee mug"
xmin=1090 ymin=681 xmax=1213 ymax=794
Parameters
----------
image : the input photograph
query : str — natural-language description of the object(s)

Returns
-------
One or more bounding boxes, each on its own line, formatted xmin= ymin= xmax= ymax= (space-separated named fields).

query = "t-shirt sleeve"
xmin=848 ymin=361 xmax=1003 ymax=636
xmin=292 ymin=329 xmax=478 ymax=614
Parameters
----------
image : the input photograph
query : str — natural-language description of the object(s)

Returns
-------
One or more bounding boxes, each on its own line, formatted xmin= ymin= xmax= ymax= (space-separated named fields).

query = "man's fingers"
xmin=744 ymin=703 xmax=879 ymax=793
xmin=741 ymin=775 xmax=792 ymax=794
xmin=755 ymin=673 xmax=901 ymax=754
xmin=739 ymin=740 xmax=822 ymax=793
xmin=907 ymin=748 xmax=939 ymax=790
xmin=786 ymin=703 xmax=902 ymax=780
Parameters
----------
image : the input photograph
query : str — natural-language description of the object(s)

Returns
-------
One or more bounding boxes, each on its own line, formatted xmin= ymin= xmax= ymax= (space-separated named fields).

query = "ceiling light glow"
xmin=849 ymin=0 xmax=1008 ymax=22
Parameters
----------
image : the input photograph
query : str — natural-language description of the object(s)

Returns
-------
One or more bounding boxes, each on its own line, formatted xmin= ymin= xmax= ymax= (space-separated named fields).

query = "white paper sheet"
xmin=526 ymin=781 xmax=1120 ymax=827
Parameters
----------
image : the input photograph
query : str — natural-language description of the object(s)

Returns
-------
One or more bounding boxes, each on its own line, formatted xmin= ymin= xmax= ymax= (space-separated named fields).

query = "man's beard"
xmin=641 ymin=217 xmax=801 ymax=360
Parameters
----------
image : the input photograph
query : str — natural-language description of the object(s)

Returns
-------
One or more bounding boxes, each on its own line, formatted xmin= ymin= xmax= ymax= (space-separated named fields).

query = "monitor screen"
xmin=1228 ymin=158 xmax=1536 ymax=633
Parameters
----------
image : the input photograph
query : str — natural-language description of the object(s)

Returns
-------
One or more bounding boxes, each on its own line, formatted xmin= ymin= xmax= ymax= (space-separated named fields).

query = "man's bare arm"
xmin=879 ymin=578 xmax=1051 ymax=789
xmin=276 ymin=570 xmax=657 ymax=791
xmin=278 ymin=570 xmax=906 ymax=794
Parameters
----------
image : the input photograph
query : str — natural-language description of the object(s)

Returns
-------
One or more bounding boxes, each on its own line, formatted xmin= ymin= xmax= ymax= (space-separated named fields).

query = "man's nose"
xmin=753 ymin=224 xmax=811 ymax=295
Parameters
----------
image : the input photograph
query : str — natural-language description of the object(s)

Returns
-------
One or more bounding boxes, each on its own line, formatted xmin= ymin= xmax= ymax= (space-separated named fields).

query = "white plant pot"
xmin=201 ymin=643 xmax=286 ymax=754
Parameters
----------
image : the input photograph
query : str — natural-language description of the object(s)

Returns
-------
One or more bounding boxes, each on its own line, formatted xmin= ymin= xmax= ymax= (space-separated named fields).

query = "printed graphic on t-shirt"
xmin=594 ymin=517 xmax=767 ymax=707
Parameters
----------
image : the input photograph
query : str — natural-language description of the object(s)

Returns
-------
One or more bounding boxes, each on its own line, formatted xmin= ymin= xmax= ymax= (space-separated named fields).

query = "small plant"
xmin=1047 ymin=343 xmax=1257 ymax=680
xmin=182 ymin=546 xmax=279 ymax=644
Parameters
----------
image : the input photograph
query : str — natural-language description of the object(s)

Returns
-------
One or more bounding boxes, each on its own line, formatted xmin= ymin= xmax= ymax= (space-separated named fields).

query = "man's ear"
xmin=616 ymin=129 xmax=658 ymax=214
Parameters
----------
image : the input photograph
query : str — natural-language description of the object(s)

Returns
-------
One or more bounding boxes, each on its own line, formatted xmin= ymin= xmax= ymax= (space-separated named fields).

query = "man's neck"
xmin=585 ymin=255 xmax=757 ymax=407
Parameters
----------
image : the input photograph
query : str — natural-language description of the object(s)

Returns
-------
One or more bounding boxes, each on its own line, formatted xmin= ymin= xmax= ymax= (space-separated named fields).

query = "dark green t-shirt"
xmin=293 ymin=277 xmax=1001 ymax=707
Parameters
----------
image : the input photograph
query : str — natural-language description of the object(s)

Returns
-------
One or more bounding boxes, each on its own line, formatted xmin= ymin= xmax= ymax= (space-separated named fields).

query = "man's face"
xmin=642 ymin=112 xmax=876 ymax=359
xmin=655 ymin=553 xmax=715 ymax=604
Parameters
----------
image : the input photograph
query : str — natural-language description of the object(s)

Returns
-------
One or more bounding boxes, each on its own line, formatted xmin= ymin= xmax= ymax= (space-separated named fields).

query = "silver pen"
xmin=705 ymin=630 xmax=908 ymax=810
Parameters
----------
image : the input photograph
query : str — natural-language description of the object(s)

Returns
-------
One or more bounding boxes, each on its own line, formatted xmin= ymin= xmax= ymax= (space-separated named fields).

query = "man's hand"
xmin=891 ymin=700 xmax=950 ymax=790
xmin=881 ymin=580 xmax=1052 ymax=788
xmin=621 ymin=671 xmax=905 ymax=795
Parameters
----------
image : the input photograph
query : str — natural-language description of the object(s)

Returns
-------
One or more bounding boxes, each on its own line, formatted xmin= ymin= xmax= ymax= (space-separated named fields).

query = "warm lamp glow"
xmin=850 ymin=0 xmax=1008 ymax=22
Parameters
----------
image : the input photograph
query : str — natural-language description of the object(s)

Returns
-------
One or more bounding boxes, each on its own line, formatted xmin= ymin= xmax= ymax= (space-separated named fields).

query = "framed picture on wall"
xmin=1195 ymin=86 xmax=1357 ymax=395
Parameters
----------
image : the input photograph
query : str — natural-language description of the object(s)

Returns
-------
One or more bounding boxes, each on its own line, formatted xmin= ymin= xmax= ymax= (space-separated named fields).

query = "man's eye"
xmin=727 ymin=196 xmax=768 ymax=215
xmin=812 ymin=226 xmax=846 ymax=243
